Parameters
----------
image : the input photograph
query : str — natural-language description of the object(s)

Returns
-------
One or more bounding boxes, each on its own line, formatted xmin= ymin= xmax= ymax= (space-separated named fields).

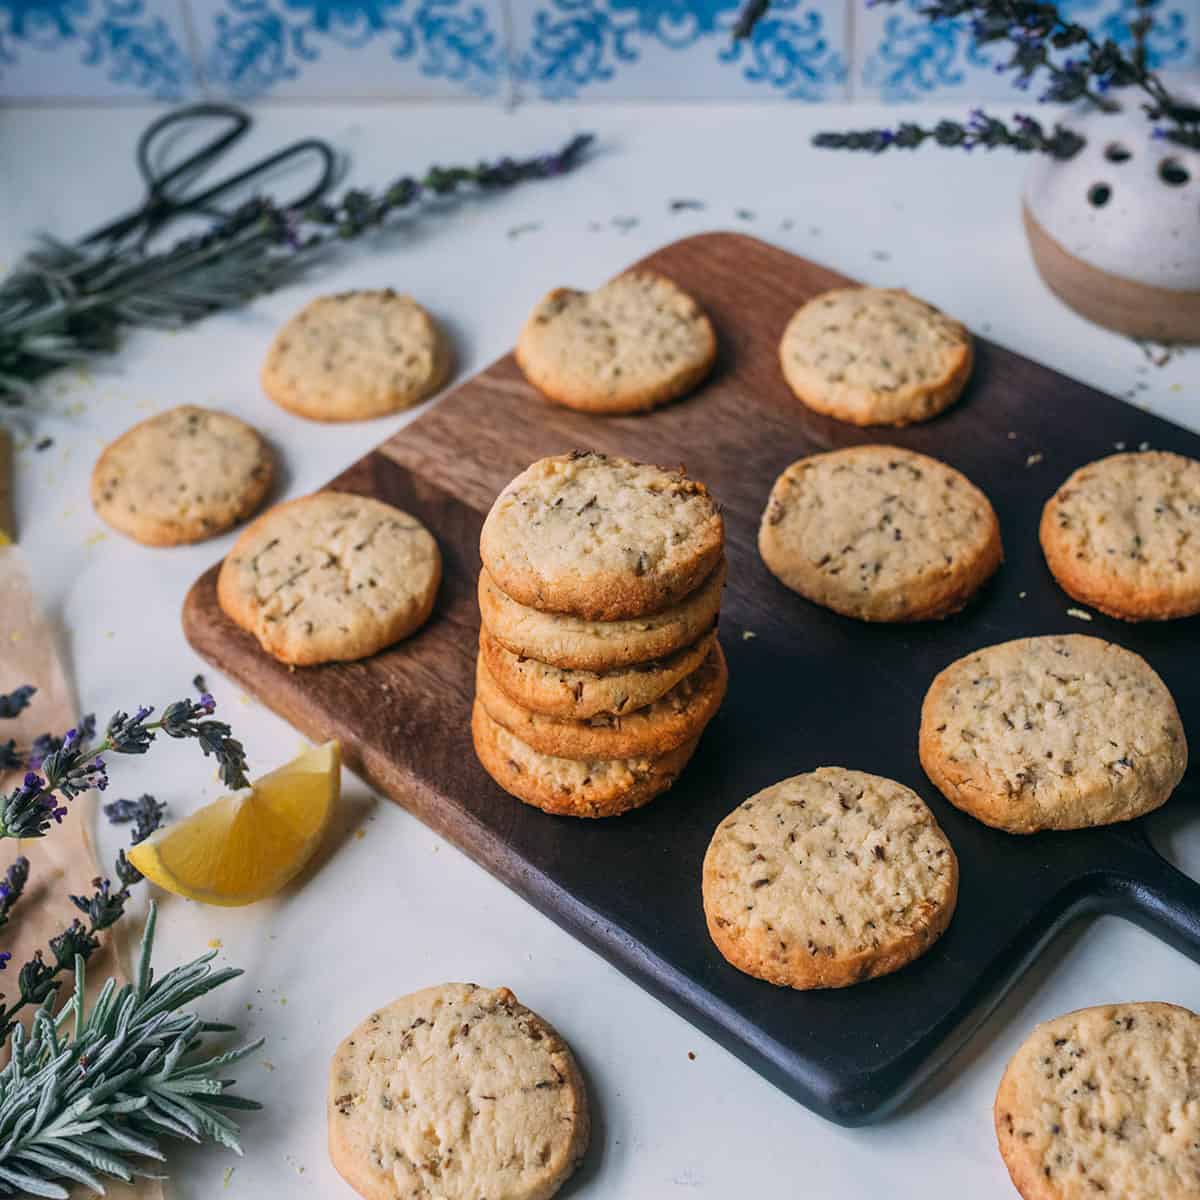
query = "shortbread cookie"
xmin=218 ymin=492 xmax=441 ymax=666
xmin=481 ymin=452 xmax=724 ymax=621
xmin=779 ymin=287 xmax=973 ymax=427
xmin=1040 ymin=450 xmax=1200 ymax=621
xmin=329 ymin=982 xmax=589 ymax=1200
xmin=995 ymin=1002 xmax=1200 ymax=1200
xmin=920 ymin=635 xmax=1186 ymax=834
xmin=515 ymin=270 xmax=716 ymax=415
xmin=472 ymin=701 xmax=697 ymax=818
xmin=759 ymin=445 xmax=1002 ymax=622
xmin=477 ymin=641 xmax=726 ymax=760
xmin=91 ymin=405 xmax=273 ymax=547
xmin=702 ymin=767 xmax=957 ymax=990
xmin=480 ymin=627 xmax=716 ymax=719
xmin=479 ymin=560 xmax=724 ymax=671
xmin=262 ymin=290 xmax=449 ymax=422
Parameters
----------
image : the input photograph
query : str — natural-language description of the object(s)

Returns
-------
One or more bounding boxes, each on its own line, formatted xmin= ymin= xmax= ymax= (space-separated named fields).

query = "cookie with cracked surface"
xmin=480 ymin=451 xmax=724 ymax=621
xmin=920 ymin=634 xmax=1186 ymax=834
xmin=995 ymin=1002 xmax=1200 ymax=1200
xmin=478 ymin=559 xmax=724 ymax=671
xmin=328 ymin=982 xmax=589 ymax=1200
xmin=91 ymin=405 xmax=273 ymax=547
xmin=1040 ymin=450 xmax=1200 ymax=621
xmin=515 ymin=270 xmax=716 ymax=414
xmin=479 ymin=626 xmax=716 ymax=719
xmin=702 ymin=767 xmax=957 ymax=990
xmin=476 ymin=640 xmax=726 ymax=760
xmin=217 ymin=491 xmax=441 ymax=666
xmin=262 ymin=289 xmax=450 ymax=422
xmin=779 ymin=287 xmax=973 ymax=427
xmin=472 ymin=701 xmax=697 ymax=818
xmin=758 ymin=445 xmax=1002 ymax=622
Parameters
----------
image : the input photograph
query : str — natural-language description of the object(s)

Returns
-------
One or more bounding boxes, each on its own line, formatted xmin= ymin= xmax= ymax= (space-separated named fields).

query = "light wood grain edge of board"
xmin=0 ymin=425 xmax=13 ymax=544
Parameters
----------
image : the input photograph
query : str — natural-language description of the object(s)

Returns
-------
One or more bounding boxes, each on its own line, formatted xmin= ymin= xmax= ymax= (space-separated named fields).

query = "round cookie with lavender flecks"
xmin=328 ymin=982 xmax=589 ymax=1200
xmin=702 ymin=767 xmax=958 ymax=990
xmin=758 ymin=445 xmax=1002 ymax=622
xmin=1040 ymin=450 xmax=1200 ymax=621
xmin=919 ymin=634 xmax=1186 ymax=834
xmin=262 ymin=289 xmax=450 ymax=422
xmin=995 ymin=1002 xmax=1200 ymax=1200
xmin=478 ymin=559 xmax=724 ymax=671
xmin=516 ymin=270 xmax=716 ymax=415
xmin=480 ymin=452 xmax=725 ymax=621
xmin=472 ymin=700 xmax=698 ymax=818
xmin=218 ymin=491 xmax=440 ymax=666
xmin=476 ymin=640 xmax=726 ymax=760
xmin=779 ymin=287 xmax=973 ymax=427
xmin=479 ymin=626 xmax=716 ymax=719
xmin=91 ymin=405 xmax=273 ymax=547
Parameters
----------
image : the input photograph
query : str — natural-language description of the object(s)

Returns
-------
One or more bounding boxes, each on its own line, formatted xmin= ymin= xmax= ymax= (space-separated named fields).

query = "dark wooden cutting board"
xmin=183 ymin=233 xmax=1200 ymax=1125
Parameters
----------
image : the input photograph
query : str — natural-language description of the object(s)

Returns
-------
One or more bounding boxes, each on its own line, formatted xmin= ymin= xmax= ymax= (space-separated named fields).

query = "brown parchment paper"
xmin=0 ymin=545 xmax=162 ymax=1200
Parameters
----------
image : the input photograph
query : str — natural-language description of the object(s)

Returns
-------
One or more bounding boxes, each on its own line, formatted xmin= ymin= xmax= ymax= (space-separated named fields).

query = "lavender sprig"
xmin=0 ymin=134 xmax=594 ymax=402
xmin=0 ymin=687 xmax=34 ymax=720
xmin=0 ymin=809 xmax=165 ymax=1042
xmin=0 ymin=691 xmax=247 ymax=840
xmin=731 ymin=0 xmax=1200 ymax=157
xmin=813 ymin=110 xmax=1085 ymax=158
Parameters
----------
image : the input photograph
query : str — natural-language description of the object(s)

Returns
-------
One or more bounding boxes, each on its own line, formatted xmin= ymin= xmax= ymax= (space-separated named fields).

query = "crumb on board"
xmin=1067 ymin=608 xmax=1093 ymax=621
xmin=1018 ymin=591 xmax=1027 ymax=600
xmin=1007 ymin=432 xmax=1017 ymax=440
xmin=741 ymin=630 xmax=756 ymax=641
xmin=1114 ymin=441 xmax=1126 ymax=450
xmin=1138 ymin=441 xmax=1150 ymax=451
xmin=1025 ymin=452 xmax=1044 ymax=467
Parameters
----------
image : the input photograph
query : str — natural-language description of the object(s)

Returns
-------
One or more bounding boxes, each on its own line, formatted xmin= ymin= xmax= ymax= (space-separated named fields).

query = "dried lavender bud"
xmin=103 ymin=793 xmax=166 ymax=844
xmin=0 ymin=742 xmax=20 ymax=771
xmin=28 ymin=712 xmax=96 ymax=768
xmin=69 ymin=877 xmax=128 ymax=933
xmin=0 ymin=686 xmax=34 ymax=719
xmin=159 ymin=696 xmax=250 ymax=790
xmin=16 ymin=953 xmax=57 ymax=1007
xmin=0 ymin=856 xmax=29 ymax=928
xmin=48 ymin=918 xmax=100 ymax=969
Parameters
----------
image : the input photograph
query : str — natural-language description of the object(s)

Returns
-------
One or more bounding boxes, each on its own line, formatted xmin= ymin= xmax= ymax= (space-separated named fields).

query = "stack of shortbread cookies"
xmin=472 ymin=451 xmax=727 ymax=818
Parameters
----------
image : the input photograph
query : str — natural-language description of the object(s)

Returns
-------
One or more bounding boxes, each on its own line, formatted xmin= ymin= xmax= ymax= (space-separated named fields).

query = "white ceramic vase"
xmin=1023 ymin=74 xmax=1200 ymax=342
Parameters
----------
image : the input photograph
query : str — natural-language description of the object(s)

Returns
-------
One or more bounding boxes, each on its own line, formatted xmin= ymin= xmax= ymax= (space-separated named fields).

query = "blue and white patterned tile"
xmin=192 ymin=0 xmax=507 ymax=100
xmin=0 ymin=0 xmax=195 ymax=99
xmin=510 ymin=0 xmax=848 ymax=100
xmin=854 ymin=0 xmax=1198 ymax=103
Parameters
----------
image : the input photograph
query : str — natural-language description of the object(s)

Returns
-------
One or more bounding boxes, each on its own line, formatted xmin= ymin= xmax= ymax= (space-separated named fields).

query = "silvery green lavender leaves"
xmin=0 ymin=906 xmax=261 ymax=1199
xmin=0 ymin=134 xmax=594 ymax=404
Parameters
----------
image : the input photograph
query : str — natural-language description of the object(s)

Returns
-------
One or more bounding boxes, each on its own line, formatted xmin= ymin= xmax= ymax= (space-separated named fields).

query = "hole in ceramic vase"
xmin=1088 ymin=183 xmax=1112 ymax=207
xmin=1159 ymin=158 xmax=1190 ymax=186
xmin=1104 ymin=142 xmax=1132 ymax=163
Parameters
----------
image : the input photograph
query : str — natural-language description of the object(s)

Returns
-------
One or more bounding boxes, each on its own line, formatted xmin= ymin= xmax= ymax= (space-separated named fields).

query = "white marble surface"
xmin=1 ymin=102 xmax=1198 ymax=1199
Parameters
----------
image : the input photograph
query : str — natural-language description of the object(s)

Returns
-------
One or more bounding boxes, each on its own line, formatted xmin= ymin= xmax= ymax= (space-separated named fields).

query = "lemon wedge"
xmin=128 ymin=740 xmax=340 ymax=907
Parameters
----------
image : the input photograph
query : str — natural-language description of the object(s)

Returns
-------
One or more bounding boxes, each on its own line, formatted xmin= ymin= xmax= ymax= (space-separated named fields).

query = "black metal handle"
xmin=1090 ymin=828 xmax=1200 ymax=965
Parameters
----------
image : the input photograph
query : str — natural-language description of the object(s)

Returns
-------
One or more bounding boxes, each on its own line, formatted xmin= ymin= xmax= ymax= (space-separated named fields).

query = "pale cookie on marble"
xmin=479 ymin=626 xmax=716 ymax=719
xmin=262 ymin=289 xmax=450 ymax=422
xmin=472 ymin=701 xmax=698 ymax=818
xmin=995 ymin=1002 xmax=1200 ymax=1200
xmin=779 ymin=287 xmax=973 ymax=427
xmin=480 ymin=451 xmax=724 ymax=621
xmin=218 ymin=491 xmax=441 ymax=666
xmin=920 ymin=634 xmax=1186 ymax=834
xmin=515 ymin=270 xmax=716 ymax=415
xmin=476 ymin=641 xmax=726 ymax=760
xmin=702 ymin=767 xmax=957 ymax=990
xmin=91 ymin=405 xmax=273 ymax=547
xmin=1040 ymin=450 xmax=1200 ymax=621
xmin=328 ymin=982 xmax=589 ymax=1200
xmin=758 ymin=445 xmax=1002 ymax=622
xmin=478 ymin=559 xmax=724 ymax=671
